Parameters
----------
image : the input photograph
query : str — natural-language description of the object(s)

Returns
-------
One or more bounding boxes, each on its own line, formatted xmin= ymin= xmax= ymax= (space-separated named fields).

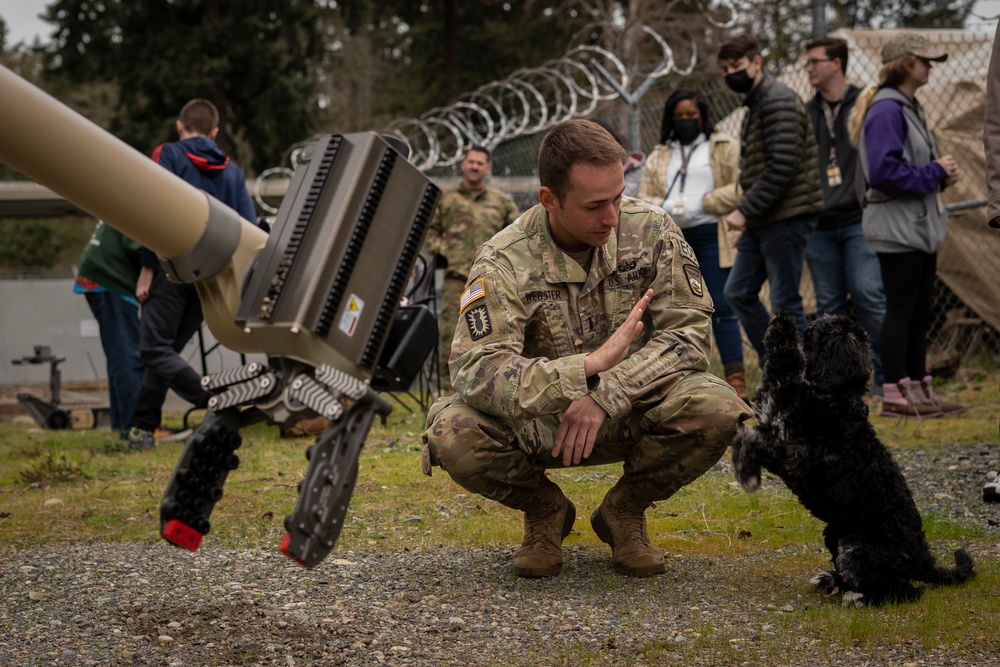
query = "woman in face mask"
xmin=638 ymin=89 xmax=748 ymax=400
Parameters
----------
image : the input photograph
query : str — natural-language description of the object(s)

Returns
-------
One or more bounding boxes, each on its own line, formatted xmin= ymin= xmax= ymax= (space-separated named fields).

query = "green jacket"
xmin=737 ymin=74 xmax=824 ymax=228
xmin=77 ymin=221 xmax=141 ymax=296
xmin=450 ymin=199 xmax=715 ymax=424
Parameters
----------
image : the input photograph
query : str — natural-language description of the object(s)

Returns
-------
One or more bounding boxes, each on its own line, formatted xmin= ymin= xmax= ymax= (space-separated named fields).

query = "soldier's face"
xmin=541 ymin=162 xmax=624 ymax=252
xmin=461 ymin=149 xmax=491 ymax=187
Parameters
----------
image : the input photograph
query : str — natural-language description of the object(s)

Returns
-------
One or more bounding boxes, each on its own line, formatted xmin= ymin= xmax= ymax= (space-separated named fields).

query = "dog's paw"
xmin=736 ymin=471 xmax=761 ymax=493
xmin=811 ymin=571 xmax=837 ymax=593
xmin=842 ymin=591 xmax=866 ymax=608
xmin=763 ymin=313 xmax=799 ymax=351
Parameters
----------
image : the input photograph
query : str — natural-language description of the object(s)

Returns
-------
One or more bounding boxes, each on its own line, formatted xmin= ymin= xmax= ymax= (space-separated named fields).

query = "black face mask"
xmin=673 ymin=118 xmax=701 ymax=143
xmin=725 ymin=68 xmax=755 ymax=94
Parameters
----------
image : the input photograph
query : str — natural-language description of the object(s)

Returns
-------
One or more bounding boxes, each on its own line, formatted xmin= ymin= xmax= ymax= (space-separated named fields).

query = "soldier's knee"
xmin=645 ymin=377 xmax=752 ymax=436
xmin=422 ymin=402 xmax=515 ymax=475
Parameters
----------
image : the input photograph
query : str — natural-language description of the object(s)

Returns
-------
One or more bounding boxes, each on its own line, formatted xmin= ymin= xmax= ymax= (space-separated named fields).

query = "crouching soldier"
xmin=422 ymin=120 xmax=752 ymax=578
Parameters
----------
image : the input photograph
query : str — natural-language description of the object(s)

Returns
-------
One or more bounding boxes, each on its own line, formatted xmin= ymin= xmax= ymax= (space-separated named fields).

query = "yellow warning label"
xmin=338 ymin=293 xmax=365 ymax=336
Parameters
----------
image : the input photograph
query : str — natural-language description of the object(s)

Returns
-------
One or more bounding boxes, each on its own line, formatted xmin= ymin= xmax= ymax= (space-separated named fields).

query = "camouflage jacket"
xmin=451 ymin=199 xmax=715 ymax=424
xmin=424 ymin=183 xmax=519 ymax=281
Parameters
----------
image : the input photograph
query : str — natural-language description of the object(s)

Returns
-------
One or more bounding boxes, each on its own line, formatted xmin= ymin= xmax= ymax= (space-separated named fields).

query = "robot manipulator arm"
xmin=161 ymin=130 xmax=440 ymax=567
xmin=0 ymin=65 xmax=440 ymax=567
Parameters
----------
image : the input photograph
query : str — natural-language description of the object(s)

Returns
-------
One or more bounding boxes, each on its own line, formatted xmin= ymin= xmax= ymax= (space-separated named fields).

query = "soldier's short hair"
xmin=179 ymin=99 xmax=220 ymax=136
xmin=538 ymin=119 xmax=627 ymax=201
xmin=465 ymin=145 xmax=492 ymax=162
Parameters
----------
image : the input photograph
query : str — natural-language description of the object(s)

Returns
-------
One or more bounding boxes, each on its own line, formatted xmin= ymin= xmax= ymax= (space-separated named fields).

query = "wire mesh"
xmin=422 ymin=29 xmax=999 ymax=376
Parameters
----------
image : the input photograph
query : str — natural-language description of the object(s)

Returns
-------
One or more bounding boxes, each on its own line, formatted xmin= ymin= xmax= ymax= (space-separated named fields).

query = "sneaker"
xmin=985 ymin=473 xmax=1000 ymax=503
xmin=127 ymin=427 xmax=156 ymax=450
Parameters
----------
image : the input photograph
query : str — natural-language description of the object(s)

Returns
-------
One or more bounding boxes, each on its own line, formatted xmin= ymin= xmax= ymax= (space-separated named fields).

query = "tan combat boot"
xmin=590 ymin=485 xmax=665 ymax=576
xmin=512 ymin=481 xmax=576 ymax=578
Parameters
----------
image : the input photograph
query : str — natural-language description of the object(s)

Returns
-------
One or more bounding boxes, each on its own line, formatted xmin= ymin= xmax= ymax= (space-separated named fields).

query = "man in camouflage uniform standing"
xmin=424 ymin=145 xmax=520 ymax=391
xmin=422 ymin=120 xmax=752 ymax=578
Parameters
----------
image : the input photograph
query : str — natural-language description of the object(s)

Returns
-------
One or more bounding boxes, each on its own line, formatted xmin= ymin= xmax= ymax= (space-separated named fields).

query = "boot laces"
xmin=919 ymin=379 xmax=943 ymax=405
xmin=612 ymin=498 xmax=651 ymax=547
xmin=523 ymin=503 xmax=562 ymax=548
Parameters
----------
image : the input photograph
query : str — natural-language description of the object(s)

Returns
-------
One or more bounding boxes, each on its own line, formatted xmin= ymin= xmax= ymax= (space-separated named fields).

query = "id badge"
xmin=672 ymin=203 xmax=685 ymax=218
xmin=826 ymin=164 xmax=842 ymax=186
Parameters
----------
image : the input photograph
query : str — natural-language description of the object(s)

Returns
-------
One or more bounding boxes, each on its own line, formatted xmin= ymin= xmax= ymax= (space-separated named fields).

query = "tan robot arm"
xmin=0 ymin=65 xmax=441 ymax=567
xmin=0 ymin=65 xmax=267 ymax=353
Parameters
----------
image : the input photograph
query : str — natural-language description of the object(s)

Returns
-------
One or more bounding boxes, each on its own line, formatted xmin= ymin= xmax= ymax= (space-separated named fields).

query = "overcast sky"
xmin=1 ymin=0 xmax=52 ymax=46
xmin=2 ymin=0 xmax=1000 ymax=47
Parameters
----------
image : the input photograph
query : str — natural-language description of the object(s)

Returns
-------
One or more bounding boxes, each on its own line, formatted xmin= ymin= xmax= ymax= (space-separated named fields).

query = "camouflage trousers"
xmin=422 ymin=370 xmax=752 ymax=510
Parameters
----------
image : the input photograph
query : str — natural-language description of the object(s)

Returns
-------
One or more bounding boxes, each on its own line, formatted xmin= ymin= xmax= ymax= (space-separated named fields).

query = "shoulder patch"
xmin=676 ymin=235 xmax=697 ymax=262
xmin=459 ymin=279 xmax=486 ymax=312
xmin=683 ymin=263 xmax=704 ymax=297
xmin=464 ymin=304 xmax=493 ymax=341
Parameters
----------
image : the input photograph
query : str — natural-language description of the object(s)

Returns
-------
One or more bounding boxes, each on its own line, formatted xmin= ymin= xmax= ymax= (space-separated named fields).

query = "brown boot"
xmin=725 ymin=371 xmax=749 ymax=402
xmin=512 ymin=482 xmax=576 ymax=578
xmin=590 ymin=485 xmax=665 ymax=577
xmin=913 ymin=375 xmax=965 ymax=415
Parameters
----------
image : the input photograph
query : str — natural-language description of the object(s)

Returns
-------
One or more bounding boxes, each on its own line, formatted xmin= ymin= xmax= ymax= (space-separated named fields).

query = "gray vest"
xmin=858 ymin=87 xmax=947 ymax=253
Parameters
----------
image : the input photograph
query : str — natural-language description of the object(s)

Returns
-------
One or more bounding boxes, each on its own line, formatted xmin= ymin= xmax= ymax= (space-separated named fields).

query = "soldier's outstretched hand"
xmin=584 ymin=288 xmax=652 ymax=377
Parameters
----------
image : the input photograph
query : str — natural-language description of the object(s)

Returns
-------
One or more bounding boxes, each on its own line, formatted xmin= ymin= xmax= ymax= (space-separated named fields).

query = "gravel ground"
xmin=2 ymin=441 xmax=999 ymax=667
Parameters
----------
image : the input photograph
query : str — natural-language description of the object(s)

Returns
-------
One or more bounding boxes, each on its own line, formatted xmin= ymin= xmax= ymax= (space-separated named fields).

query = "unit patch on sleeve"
xmin=682 ymin=263 xmax=704 ymax=297
xmin=460 ymin=279 xmax=486 ymax=312
xmin=464 ymin=304 xmax=493 ymax=341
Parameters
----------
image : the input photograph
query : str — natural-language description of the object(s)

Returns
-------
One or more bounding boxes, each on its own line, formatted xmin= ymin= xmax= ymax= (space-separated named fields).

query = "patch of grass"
xmin=0 ymin=373 xmax=998 ymax=663
xmin=17 ymin=448 xmax=87 ymax=484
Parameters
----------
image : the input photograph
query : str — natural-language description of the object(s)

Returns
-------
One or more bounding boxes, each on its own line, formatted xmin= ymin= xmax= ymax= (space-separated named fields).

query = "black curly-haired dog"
xmin=731 ymin=313 xmax=975 ymax=606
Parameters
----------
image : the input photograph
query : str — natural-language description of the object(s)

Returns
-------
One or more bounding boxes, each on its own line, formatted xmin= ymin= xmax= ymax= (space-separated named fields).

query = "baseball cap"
xmin=881 ymin=33 xmax=948 ymax=65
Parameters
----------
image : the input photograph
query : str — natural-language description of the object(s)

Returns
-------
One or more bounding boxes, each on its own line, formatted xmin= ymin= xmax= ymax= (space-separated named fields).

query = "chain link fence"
xmin=425 ymin=29 xmax=999 ymax=378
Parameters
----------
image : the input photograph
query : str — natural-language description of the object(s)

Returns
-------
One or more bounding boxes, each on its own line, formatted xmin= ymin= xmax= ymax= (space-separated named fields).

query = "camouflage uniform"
xmin=422 ymin=198 xmax=752 ymax=511
xmin=424 ymin=183 xmax=519 ymax=390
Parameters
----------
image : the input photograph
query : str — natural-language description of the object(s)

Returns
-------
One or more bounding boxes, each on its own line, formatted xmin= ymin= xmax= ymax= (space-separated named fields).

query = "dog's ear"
xmin=804 ymin=316 xmax=873 ymax=393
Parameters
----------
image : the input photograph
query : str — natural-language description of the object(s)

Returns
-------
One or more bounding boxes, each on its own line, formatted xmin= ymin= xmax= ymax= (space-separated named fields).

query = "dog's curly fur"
xmin=731 ymin=313 xmax=976 ymax=606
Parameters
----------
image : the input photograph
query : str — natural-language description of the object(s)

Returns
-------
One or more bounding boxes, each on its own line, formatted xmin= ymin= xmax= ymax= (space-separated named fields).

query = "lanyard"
xmin=663 ymin=139 xmax=703 ymax=204
xmin=677 ymin=139 xmax=702 ymax=195
xmin=821 ymin=98 xmax=843 ymax=164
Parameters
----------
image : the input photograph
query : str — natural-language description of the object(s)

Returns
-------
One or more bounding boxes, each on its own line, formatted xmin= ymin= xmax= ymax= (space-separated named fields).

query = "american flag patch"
xmin=460 ymin=279 xmax=486 ymax=312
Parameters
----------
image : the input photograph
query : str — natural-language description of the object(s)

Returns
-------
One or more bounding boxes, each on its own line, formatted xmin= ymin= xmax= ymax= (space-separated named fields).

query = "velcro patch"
xmin=464 ymin=304 xmax=493 ymax=341
xmin=460 ymin=279 xmax=486 ymax=312
xmin=683 ymin=263 xmax=704 ymax=297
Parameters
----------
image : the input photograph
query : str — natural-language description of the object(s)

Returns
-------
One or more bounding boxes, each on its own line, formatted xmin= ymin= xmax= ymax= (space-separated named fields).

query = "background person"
xmin=128 ymin=98 xmax=259 ymax=449
xmin=639 ymin=88 xmax=747 ymax=400
xmin=424 ymin=145 xmax=520 ymax=392
xmin=716 ymin=34 xmax=824 ymax=367
xmin=983 ymin=21 xmax=1000 ymax=502
xmin=848 ymin=33 xmax=964 ymax=418
xmin=73 ymin=221 xmax=144 ymax=438
xmin=803 ymin=36 xmax=887 ymax=396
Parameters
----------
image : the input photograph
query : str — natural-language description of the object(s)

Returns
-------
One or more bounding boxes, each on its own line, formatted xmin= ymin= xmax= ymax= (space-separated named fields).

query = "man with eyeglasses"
xmin=803 ymin=36 xmax=887 ymax=397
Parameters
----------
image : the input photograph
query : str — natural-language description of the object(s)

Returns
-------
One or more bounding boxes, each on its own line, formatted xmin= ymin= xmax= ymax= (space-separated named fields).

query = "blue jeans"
xmin=724 ymin=214 xmax=816 ymax=361
xmin=85 ymin=291 xmax=144 ymax=432
xmin=681 ymin=223 xmax=743 ymax=367
xmin=805 ymin=224 xmax=886 ymax=383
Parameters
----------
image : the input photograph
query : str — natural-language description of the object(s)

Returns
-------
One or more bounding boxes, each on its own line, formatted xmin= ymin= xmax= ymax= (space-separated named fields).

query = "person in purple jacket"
xmin=847 ymin=33 xmax=963 ymax=419
xmin=127 ymin=99 xmax=259 ymax=449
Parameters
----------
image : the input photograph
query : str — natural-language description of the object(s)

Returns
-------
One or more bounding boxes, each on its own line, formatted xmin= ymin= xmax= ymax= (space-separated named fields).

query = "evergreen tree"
xmin=42 ymin=0 xmax=325 ymax=173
